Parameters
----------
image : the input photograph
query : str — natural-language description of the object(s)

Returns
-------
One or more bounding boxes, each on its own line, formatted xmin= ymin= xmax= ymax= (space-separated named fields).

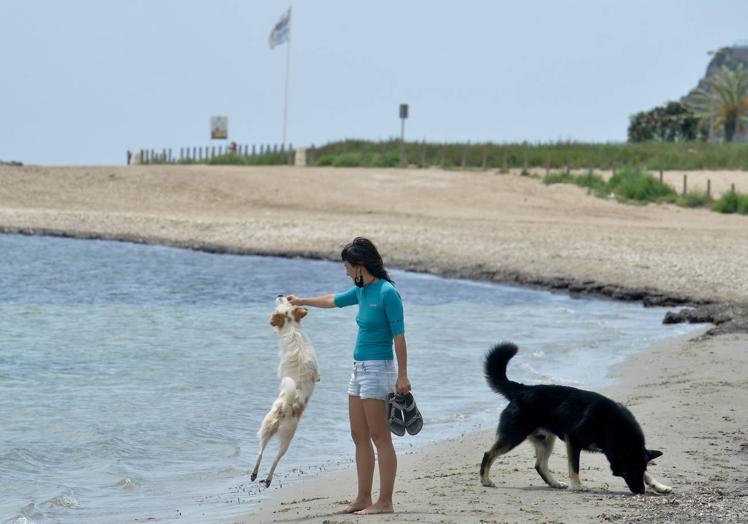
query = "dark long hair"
xmin=341 ymin=237 xmax=395 ymax=285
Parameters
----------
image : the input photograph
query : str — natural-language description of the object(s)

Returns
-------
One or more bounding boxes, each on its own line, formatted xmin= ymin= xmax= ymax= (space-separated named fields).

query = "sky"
xmin=1 ymin=0 xmax=747 ymax=165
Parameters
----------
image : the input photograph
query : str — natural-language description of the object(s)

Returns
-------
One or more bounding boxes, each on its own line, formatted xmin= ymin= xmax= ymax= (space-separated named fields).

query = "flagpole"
xmin=282 ymin=8 xmax=292 ymax=146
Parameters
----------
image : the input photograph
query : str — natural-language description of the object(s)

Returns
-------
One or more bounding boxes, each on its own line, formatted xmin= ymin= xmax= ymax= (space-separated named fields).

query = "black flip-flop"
xmin=386 ymin=393 xmax=406 ymax=436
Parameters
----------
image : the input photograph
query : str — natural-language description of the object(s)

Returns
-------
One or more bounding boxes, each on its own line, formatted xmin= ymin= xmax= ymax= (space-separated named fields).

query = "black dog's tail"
xmin=484 ymin=342 xmax=523 ymax=400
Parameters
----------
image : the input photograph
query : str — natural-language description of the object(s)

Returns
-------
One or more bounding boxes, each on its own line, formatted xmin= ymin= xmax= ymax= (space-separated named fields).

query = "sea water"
xmin=0 ymin=234 xmax=702 ymax=523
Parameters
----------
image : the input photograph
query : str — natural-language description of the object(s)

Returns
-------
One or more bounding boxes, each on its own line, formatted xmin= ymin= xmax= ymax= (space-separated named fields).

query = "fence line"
xmin=131 ymin=143 xmax=295 ymax=165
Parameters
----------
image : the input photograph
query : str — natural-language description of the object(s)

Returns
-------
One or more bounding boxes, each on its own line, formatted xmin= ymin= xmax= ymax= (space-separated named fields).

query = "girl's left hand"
xmin=395 ymin=375 xmax=411 ymax=395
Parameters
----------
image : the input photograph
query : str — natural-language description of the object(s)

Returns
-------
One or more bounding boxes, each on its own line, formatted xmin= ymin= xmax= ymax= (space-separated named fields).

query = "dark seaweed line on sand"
xmin=2 ymin=226 xmax=746 ymax=335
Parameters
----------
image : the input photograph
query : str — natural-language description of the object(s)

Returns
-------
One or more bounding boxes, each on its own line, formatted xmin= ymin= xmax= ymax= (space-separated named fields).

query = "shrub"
xmin=677 ymin=192 xmax=713 ymax=208
xmin=607 ymin=167 xmax=677 ymax=202
xmin=713 ymin=191 xmax=748 ymax=214
xmin=628 ymin=101 xmax=704 ymax=143
xmin=543 ymin=172 xmax=575 ymax=185
xmin=739 ymin=194 xmax=748 ymax=214
xmin=574 ymin=171 xmax=606 ymax=192
xmin=332 ymin=153 xmax=364 ymax=167
xmin=315 ymin=155 xmax=335 ymax=166
xmin=712 ymin=191 xmax=739 ymax=213
xmin=209 ymin=153 xmax=247 ymax=165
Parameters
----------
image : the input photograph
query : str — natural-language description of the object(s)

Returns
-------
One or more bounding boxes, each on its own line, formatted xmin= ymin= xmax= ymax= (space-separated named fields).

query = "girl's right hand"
xmin=286 ymin=295 xmax=303 ymax=306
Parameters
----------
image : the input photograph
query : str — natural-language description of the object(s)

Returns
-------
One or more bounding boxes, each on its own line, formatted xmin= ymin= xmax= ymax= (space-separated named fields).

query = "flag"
xmin=268 ymin=8 xmax=291 ymax=49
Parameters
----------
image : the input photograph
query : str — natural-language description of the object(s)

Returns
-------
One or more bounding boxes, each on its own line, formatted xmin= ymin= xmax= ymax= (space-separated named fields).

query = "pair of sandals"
xmin=386 ymin=392 xmax=423 ymax=436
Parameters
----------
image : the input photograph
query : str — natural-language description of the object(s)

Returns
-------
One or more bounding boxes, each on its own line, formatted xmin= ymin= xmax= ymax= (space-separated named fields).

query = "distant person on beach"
xmin=126 ymin=150 xmax=132 ymax=165
xmin=287 ymin=237 xmax=411 ymax=515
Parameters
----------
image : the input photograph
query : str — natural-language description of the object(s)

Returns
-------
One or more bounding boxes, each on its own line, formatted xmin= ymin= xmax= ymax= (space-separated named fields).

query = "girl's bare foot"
xmin=339 ymin=498 xmax=372 ymax=513
xmin=354 ymin=501 xmax=394 ymax=515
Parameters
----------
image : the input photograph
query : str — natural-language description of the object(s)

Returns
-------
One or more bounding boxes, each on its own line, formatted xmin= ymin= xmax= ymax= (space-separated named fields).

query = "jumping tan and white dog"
xmin=251 ymin=296 xmax=320 ymax=487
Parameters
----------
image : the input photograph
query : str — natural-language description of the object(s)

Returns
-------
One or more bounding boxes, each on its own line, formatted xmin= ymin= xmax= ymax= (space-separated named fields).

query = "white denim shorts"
xmin=347 ymin=360 xmax=396 ymax=400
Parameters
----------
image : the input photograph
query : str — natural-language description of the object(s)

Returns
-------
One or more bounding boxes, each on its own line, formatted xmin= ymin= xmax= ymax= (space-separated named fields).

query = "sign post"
xmin=399 ymin=103 xmax=408 ymax=167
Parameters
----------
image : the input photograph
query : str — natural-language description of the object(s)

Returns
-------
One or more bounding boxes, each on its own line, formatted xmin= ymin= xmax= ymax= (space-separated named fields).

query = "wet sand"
xmin=1 ymin=164 xmax=746 ymax=523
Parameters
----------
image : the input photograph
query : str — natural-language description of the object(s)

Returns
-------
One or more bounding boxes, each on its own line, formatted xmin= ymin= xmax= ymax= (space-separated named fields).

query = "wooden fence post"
xmin=461 ymin=146 xmax=467 ymax=168
xmin=659 ymin=170 xmax=663 ymax=183
xmin=502 ymin=150 xmax=507 ymax=172
xmin=481 ymin=148 xmax=487 ymax=170
xmin=420 ymin=143 xmax=426 ymax=167
xmin=682 ymin=174 xmax=687 ymax=195
xmin=523 ymin=145 xmax=528 ymax=172
xmin=707 ymin=179 xmax=711 ymax=198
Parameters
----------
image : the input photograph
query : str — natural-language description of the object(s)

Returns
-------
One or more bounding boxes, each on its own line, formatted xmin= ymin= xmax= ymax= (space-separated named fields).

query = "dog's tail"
xmin=484 ymin=342 xmax=522 ymax=400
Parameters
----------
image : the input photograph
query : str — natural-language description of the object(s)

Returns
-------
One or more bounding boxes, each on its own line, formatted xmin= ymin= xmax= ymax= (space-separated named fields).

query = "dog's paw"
xmin=480 ymin=478 xmax=496 ymax=488
xmin=569 ymin=482 xmax=587 ymax=491
xmin=264 ymin=478 xmax=272 ymax=488
xmin=653 ymin=483 xmax=672 ymax=494
xmin=552 ymin=482 xmax=568 ymax=489
xmin=250 ymin=471 xmax=257 ymax=482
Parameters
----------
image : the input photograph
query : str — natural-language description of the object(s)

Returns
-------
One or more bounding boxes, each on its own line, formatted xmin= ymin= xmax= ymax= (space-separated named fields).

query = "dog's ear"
xmin=292 ymin=307 xmax=308 ymax=322
xmin=269 ymin=312 xmax=286 ymax=328
xmin=646 ymin=449 xmax=663 ymax=461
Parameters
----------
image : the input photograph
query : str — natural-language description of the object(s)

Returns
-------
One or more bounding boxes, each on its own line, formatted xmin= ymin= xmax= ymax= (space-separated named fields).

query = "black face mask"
xmin=354 ymin=275 xmax=364 ymax=288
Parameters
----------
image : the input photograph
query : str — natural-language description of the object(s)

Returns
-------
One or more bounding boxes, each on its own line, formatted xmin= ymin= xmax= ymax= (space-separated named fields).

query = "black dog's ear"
xmin=646 ymin=449 xmax=663 ymax=461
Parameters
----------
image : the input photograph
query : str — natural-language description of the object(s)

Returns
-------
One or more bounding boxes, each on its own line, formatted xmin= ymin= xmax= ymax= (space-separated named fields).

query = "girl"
xmin=287 ymin=237 xmax=411 ymax=515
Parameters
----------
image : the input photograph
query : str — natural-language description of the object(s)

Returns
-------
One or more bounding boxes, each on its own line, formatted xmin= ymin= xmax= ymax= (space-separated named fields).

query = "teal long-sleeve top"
xmin=334 ymin=279 xmax=405 ymax=361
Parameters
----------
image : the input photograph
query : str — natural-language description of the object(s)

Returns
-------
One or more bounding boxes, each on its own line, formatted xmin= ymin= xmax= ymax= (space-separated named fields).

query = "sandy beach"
xmin=240 ymin=331 xmax=748 ymax=524
xmin=1 ymin=164 xmax=747 ymax=522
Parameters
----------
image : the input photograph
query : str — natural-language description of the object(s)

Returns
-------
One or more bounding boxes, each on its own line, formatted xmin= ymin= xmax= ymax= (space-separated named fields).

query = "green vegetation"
xmin=574 ymin=170 xmax=607 ymax=192
xmin=543 ymin=167 xmax=678 ymax=203
xmin=542 ymin=165 xmax=748 ymax=215
xmin=677 ymin=191 xmax=713 ymax=208
xmin=712 ymin=190 xmax=748 ymax=214
xmin=607 ymin=168 xmax=677 ymax=203
xmin=207 ymin=152 xmax=290 ymax=166
xmin=543 ymin=172 xmax=576 ymax=185
xmin=628 ymin=101 xmax=704 ymax=143
xmin=304 ymin=140 xmax=748 ymax=171
xmin=144 ymin=140 xmax=748 ymax=171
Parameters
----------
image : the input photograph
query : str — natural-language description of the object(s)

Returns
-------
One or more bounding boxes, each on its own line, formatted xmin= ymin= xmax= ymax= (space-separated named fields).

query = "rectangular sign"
xmin=211 ymin=116 xmax=228 ymax=140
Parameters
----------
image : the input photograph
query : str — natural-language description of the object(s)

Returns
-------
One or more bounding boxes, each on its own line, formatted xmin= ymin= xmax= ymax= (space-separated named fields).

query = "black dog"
xmin=479 ymin=342 xmax=672 ymax=494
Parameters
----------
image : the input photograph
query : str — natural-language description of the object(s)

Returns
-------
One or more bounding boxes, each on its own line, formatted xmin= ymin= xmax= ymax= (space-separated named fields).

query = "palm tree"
xmin=690 ymin=63 xmax=748 ymax=142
